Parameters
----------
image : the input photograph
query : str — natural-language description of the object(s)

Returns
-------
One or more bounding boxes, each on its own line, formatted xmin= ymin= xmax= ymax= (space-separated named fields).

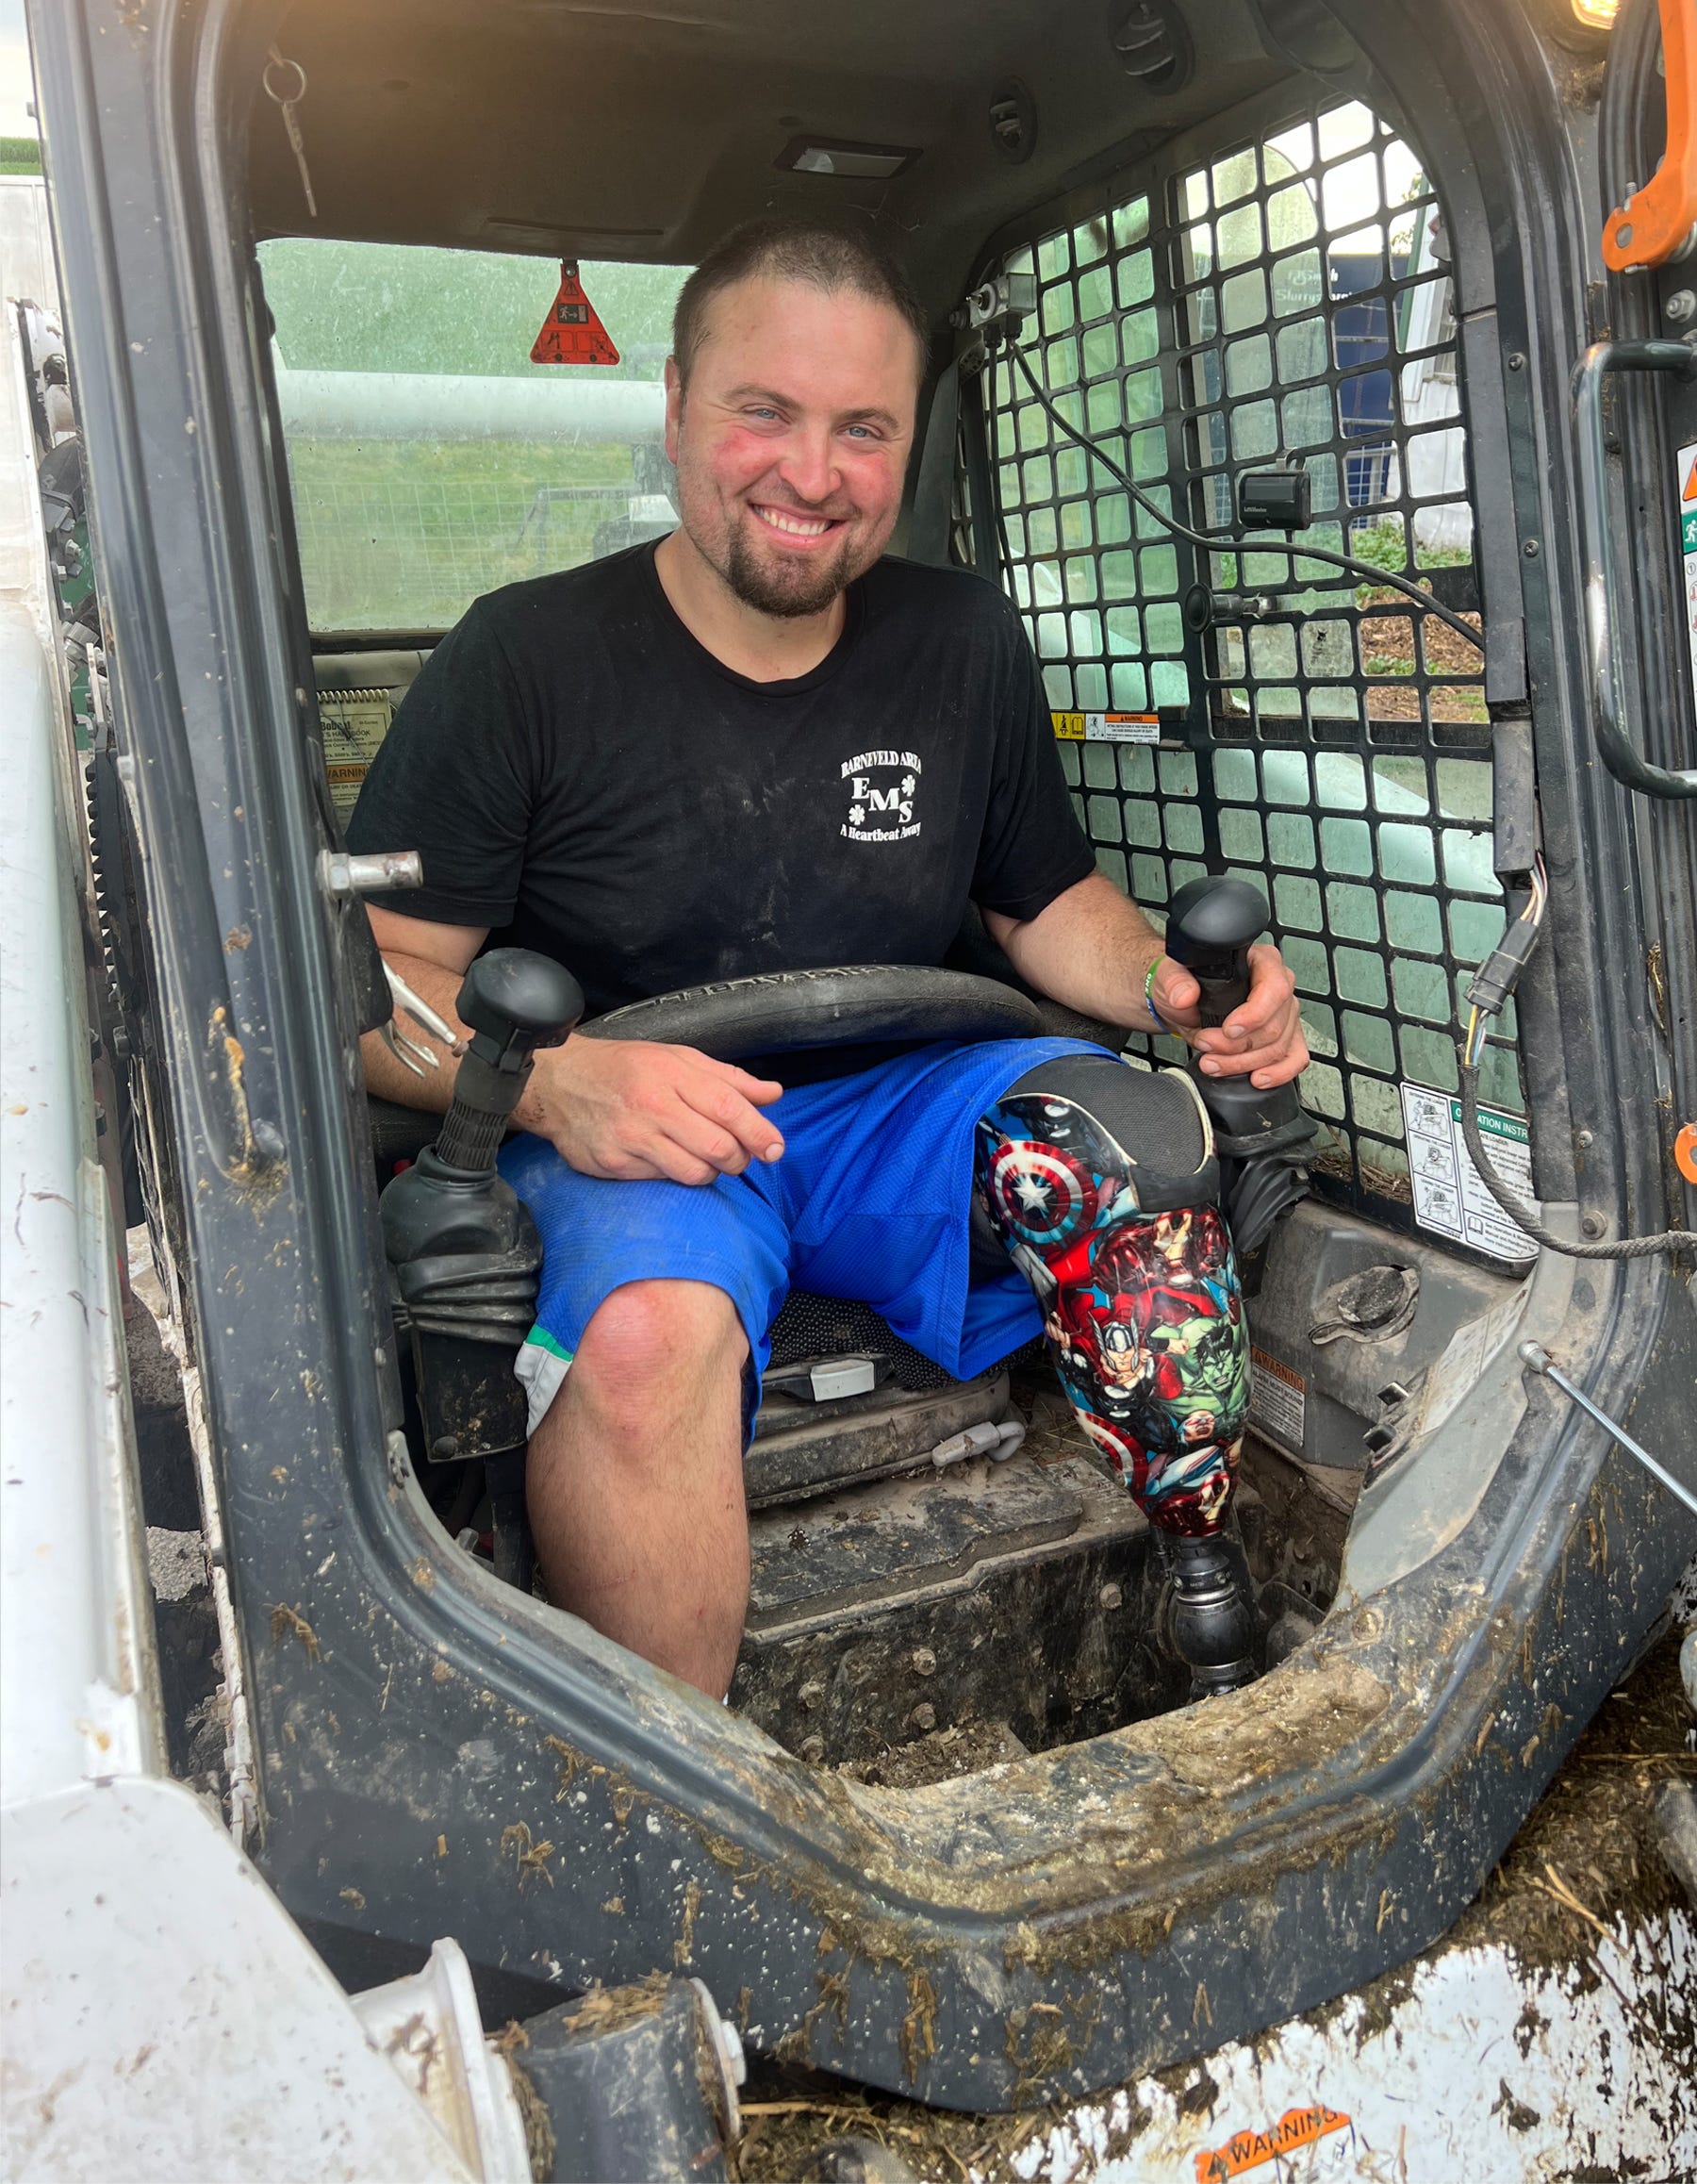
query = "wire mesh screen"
xmin=977 ymin=95 xmax=1524 ymax=1235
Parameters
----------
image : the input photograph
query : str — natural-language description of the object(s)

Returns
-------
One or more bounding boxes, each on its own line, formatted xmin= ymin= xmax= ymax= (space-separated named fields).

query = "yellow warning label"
xmin=1051 ymin=711 xmax=1160 ymax=743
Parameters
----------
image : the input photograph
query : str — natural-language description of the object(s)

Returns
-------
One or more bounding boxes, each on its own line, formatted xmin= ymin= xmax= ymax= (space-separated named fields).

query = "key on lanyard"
xmin=264 ymin=47 xmax=318 ymax=220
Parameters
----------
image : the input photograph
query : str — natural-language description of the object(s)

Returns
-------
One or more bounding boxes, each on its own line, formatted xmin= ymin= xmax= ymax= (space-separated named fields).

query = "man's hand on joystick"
xmin=1147 ymin=947 xmax=1308 ymax=1089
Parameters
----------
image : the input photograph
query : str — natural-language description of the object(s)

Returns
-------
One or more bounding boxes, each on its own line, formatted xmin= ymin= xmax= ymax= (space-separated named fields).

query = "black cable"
xmin=1001 ymin=339 xmax=1487 ymax=652
xmin=981 ymin=357 xmax=1019 ymax=591
xmin=1457 ymin=877 xmax=1694 ymax=1259
xmin=1458 ymin=1063 xmax=1695 ymax=1260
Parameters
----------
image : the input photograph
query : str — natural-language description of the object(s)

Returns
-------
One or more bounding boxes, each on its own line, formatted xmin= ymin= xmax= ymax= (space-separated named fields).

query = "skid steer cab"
xmin=8 ymin=0 xmax=1697 ymax=2172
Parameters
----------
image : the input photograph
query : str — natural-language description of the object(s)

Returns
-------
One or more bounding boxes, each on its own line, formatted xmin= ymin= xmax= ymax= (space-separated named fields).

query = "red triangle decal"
xmin=1683 ymin=454 xmax=1697 ymax=504
xmin=531 ymin=260 xmax=620 ymax=367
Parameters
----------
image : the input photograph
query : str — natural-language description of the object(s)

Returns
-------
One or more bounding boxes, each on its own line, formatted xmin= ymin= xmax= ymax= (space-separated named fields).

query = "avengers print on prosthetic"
xmin=975 ymin=1065 xmax=1248 ymax=1538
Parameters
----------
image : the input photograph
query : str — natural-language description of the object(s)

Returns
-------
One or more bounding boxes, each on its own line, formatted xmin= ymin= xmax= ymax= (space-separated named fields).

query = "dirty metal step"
xmin=732 ymin=1449 xmax=1178 ymax=1765
xmin=745 ymin=1369 xmax=1009 ymax=1510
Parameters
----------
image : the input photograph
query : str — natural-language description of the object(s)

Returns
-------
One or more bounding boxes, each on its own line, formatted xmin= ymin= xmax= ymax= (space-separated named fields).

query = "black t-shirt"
xmin=347 ymin=542 xmax=1094 ymax=1065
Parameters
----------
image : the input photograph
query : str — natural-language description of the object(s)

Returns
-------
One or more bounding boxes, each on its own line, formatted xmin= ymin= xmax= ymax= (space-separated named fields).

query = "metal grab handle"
xmin=1572 ymin=337 xmax=1697 ymax=801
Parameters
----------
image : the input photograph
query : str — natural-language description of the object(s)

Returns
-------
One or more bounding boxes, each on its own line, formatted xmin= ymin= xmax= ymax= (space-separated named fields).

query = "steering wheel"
xmin=573 ymin=964 xmax=1044 ymax=1060
xmin=368 ymin=964 xmax=1043 ymax=1168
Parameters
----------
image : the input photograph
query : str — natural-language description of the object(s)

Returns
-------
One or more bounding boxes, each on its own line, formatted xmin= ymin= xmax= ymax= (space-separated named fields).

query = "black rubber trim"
xmin=574 ymin=965 xmax=1044 ymax=1060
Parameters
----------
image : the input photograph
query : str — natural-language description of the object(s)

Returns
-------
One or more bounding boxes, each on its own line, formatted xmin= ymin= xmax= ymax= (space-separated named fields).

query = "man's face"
xmin=665 ymin=275 xmax=921 ymax=619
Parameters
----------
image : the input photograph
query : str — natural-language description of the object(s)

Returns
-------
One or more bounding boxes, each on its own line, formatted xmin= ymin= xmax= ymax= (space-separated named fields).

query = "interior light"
xmin=774 ymin=137 xmax=919 ymax=181
xmin=1570 ymin=0 xmax=1618 ymax=26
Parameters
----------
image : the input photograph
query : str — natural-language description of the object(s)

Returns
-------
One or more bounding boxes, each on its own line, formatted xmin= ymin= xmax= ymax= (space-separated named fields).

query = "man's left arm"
xmin=983 ymin=870 xmax=1310 ymax=1089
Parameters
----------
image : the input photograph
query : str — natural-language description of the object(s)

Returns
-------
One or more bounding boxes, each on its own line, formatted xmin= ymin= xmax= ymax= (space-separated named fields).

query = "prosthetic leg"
xmin=977 ymin=1054 xmax=1258 ymax=1695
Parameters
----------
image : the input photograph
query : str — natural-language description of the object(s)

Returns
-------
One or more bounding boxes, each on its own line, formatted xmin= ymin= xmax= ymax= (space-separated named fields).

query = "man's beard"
xmin=722 ymin=518 xmax=862 ymax=619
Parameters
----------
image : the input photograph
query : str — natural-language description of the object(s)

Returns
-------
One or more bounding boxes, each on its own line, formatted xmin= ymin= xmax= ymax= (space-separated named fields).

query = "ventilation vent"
xmin=1108 ymin=0 xmax=1195 ymax=95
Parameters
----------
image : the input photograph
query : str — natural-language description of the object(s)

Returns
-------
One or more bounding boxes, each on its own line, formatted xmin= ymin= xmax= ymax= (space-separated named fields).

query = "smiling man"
xmin=350 ymin=217 xmax=1307 ymax=1701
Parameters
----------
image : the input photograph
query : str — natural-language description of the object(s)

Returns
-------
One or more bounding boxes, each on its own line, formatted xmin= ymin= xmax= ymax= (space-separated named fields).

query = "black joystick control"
xmin=1163 ymin=874 xmax=1266 ymax=1030
xmin=431 ymin=951 xmax=585 ymax=1176
xmin=381 ymin=951 xmax=583 ymax=1526
xmin=1163 ymin=875 xmax=1317 ymax=1272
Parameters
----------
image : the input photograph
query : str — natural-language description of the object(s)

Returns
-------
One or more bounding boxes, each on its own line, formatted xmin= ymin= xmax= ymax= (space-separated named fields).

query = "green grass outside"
xmin=288 ymin=436 xmax=642 ymax=632
xmin=0 ymin=136 xmax=42 ymax=175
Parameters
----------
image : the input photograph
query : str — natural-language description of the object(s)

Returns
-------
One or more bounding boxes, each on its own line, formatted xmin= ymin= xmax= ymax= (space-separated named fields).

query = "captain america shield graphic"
xmin=1076 ymin=1409 xmax=1149 ymax=1496
xmin=984 ymin=1137 xmax=1100 ymax=1249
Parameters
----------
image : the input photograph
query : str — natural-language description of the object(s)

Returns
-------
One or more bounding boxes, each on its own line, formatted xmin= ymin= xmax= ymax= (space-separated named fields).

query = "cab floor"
xmin=730 ymin=1375 xmax=1351 ymax=1777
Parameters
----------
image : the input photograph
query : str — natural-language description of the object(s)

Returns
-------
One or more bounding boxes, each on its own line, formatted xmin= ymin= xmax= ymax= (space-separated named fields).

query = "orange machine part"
xmin=531 ymin=261 xmax=620 ymax=367
xmin=1676 ymin=1119 xmax=1697 ymax=1186
xmin=1602 ymin=0 xmax=1697 ymax=272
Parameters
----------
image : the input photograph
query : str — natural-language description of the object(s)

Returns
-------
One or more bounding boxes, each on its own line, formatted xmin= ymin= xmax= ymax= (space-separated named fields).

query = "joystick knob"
xmin=433 ymin=950 xmax=584 ymax=1175
xmin=1162 ymin=874 xmax=1268 ymax=1029
xmin=455 ymin=951 xmax=584 ymax=1068
xmin=1161 ymin=876 xmax=1316 ymax=1269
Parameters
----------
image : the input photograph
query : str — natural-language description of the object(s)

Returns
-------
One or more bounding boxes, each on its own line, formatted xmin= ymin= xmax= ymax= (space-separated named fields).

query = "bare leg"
xmin=526 ymin=1278 xmax=750 ymax=1698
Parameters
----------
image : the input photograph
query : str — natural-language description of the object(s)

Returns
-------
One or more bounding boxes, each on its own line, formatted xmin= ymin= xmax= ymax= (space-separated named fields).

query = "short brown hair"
xmin=671 ymin=216 xmax=931 ymax=386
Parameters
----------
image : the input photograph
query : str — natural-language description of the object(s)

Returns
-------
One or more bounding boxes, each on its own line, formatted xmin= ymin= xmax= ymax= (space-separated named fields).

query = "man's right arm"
xmin=362 ymin=905 xmax=786 ymax=1184
xmin=361 ymin=906 xmax=487 ymax=1113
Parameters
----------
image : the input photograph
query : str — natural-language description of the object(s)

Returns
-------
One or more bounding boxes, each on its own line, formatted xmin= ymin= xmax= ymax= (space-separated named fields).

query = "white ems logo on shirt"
xmin=841 ymin=748 xmax=922 ymax=843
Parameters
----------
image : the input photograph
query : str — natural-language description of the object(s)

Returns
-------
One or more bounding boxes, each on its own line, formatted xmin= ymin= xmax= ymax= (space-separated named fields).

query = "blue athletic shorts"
xmin=500 ymin=1036 xmax=1108 ymax=1432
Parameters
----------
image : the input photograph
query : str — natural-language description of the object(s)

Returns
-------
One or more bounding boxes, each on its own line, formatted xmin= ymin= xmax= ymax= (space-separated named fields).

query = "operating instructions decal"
xmin=1400 ymin=1082 xmax=1538 ymax=1264
xmin=318 ymin=687 xmax=394 ymax=829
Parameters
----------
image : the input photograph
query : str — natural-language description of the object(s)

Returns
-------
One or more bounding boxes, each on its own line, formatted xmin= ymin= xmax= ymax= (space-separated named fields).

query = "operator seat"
xmin=366 ymin=935 xmax=1121 ymax=1510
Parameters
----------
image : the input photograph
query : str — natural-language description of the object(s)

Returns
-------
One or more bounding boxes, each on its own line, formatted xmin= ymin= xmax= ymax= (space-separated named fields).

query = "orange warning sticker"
xmin=1194 ymin=2105 xmax=1350 ymax=2182
xmin=1683 ymin=453 xmax=1697 ymax=503
xmin=531 ymin=261 xmax=619 ymax=367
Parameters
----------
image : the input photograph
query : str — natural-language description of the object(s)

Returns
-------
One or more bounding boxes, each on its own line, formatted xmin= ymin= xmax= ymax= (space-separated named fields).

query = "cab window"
xmin=258 ymin=240 xmax=686 ymax=635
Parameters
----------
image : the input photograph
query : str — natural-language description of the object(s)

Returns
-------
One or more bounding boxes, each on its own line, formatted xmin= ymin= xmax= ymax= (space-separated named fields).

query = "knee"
xmin=981 ymin=1055 xmax=1215 ymax=1228
xmin=571 ymin=1281 xmax=746 ymax=1429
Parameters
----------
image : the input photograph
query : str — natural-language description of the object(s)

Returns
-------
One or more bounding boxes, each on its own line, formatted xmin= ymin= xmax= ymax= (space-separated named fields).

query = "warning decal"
xmin=1679 ymin=440 xmax=1697 ymax=703
xmin=1194 ymin=2105 xmax=1350 ymax=2181
xmin=1247 ymin=1345 xmax=1306 ymax=1454
xmin=1400 ymin=1082 xmax=1538 ymax=1263
xmin=531 ymin=261 xmax=620 ymax=367
xmin=1052 ymin=711 xmax=1160 ymax=743
xmin=1411 ymin=1282 xmax=1529 ymax=1444
xmin=318 ymin=687 xmax=393 ymax=828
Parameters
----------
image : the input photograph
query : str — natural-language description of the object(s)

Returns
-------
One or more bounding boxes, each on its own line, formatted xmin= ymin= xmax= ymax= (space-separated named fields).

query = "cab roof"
xmin=250 ymin=0 xmax=1289 ymax=322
